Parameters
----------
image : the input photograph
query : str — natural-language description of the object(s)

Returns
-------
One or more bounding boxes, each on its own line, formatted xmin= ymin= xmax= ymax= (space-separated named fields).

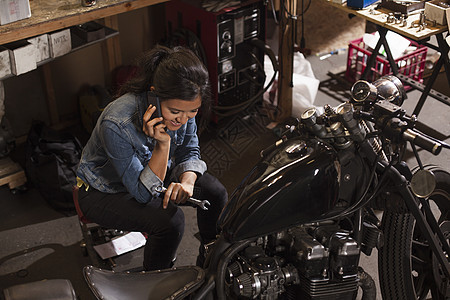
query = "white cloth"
xmin=264 ymin=52 xmax=320 ymax=118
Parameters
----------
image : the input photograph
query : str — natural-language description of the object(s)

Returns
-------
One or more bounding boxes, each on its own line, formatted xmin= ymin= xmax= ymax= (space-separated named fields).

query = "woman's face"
xmin=160 ymin=96 xmax=202 ymax=131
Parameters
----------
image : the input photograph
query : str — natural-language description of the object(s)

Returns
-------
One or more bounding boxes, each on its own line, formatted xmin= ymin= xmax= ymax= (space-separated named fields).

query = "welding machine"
xmin=165 ymin=0 xmax=267 ymax=113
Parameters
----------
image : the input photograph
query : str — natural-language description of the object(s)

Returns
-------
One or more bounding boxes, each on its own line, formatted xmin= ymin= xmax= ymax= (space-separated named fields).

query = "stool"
xmin=72 ymin=186 xmax=148 ymax=270
xmin=72 ymin=185 xmax=118 ymax=269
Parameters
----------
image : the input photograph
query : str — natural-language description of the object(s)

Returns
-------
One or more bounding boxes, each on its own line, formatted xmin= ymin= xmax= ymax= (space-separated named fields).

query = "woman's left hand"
xmin=162 ymin=182 xmax=194 ymax=209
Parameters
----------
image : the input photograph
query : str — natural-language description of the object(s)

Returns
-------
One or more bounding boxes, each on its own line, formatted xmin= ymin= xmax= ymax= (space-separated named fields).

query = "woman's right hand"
xmin=143 ymin=105 xmax=170 ymax=144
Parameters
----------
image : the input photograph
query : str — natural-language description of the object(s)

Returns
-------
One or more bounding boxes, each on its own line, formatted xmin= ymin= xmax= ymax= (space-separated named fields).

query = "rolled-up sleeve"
xmin=170 ymin=159 xmax=207 ymax=181
xmin=139 ymin=164 xmax=164 ymax=196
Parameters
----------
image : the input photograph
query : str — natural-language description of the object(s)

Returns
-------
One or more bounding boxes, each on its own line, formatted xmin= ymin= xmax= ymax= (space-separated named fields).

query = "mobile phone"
xmin=147 ymin=92 xmax=162 ymax=125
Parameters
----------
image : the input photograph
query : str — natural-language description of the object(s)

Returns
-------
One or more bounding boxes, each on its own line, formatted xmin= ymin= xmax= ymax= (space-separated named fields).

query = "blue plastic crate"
xmin=347 ymin=0 xmax=378 ymax=9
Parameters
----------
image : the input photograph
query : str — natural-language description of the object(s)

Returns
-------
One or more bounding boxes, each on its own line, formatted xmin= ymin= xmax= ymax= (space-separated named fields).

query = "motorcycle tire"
xmin=378 ymin=168 xmax=450 ymax=300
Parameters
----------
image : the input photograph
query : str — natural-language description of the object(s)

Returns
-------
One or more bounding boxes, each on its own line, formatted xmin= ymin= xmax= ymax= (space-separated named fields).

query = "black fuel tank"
xmin=218 ymin=137 xmax=340 ymax=242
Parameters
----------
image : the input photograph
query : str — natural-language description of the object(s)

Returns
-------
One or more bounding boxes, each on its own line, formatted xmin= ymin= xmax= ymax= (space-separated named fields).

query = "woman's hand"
xmin=145 ymin=104 xmax=170 ymax=181
xmin=143 ymin=104 xmax=169 ymax=144
xmin=162 ymin=182 xmax=194 ymax=209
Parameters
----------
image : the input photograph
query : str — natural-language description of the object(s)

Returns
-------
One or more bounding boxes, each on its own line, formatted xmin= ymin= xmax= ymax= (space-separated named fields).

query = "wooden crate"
xmin=0 ymin=157 xmax=27 ymax=189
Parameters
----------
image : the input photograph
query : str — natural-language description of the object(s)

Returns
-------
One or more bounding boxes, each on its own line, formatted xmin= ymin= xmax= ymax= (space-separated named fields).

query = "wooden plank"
xmin=0 ymin=158 xmax=26 ymax=189
xmin=5 ymin=171 xmax=27 ymax=189
xmin=0 ymin=158 xmax=21 ymax=177
xmin=101 ymin=15 xmax=122 ymax=83
xmin=275 ymin=23 xmax=293 ymax=122
xmin=41 ymin=64 xmax=60 ymax=125
xmin=273 ymin=0 xmax=295 ymax=122
xmin=8 ymin=175 xmax=27 ymax=189
xmin=0 ymin=0 xmax=168 ymax=45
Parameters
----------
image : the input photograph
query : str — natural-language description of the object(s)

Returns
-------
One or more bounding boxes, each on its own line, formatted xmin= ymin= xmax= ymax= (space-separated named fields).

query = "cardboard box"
xmin=425 ymin=0 xmax=450 ymax=25
xmin=49 ymin=29 xmax=72 ymax=58
xmin=4 ymin=40 xmax=37 ymax=75
xmin=0 ymin=47 xmax=12 ymax=78
xmin=71 ymin=22 xmax=106 ymax=42
xmin=0 ymin=0 xmax=31 ymax=25
xmin=448 ymin=5 xmax=450 ymax=31
xmin=27 ymin=34 xmax=50 ymax=63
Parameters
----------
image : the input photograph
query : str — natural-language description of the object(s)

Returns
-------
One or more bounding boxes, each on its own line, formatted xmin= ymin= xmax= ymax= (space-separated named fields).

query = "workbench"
xmin=319 ymin=0 xmax=449 ymax=117
xmin=0 ymin=0 xmax=167 ymax=125
xmin=0 ymin=0 xmax=167 ymax=45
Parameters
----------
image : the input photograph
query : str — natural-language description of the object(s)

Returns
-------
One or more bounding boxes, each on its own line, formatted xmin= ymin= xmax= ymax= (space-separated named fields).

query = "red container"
xmin=345 ymin=37 xmax=427 ymax=84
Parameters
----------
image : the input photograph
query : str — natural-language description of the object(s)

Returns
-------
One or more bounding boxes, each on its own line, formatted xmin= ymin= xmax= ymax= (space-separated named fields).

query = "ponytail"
xmin=117 ymin=45 xmax=210 ymax=111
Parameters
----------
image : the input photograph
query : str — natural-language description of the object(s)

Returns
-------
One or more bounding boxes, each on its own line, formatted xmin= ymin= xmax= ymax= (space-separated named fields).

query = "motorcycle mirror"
xmin=410 ymin=169 xmax=436 ymax=198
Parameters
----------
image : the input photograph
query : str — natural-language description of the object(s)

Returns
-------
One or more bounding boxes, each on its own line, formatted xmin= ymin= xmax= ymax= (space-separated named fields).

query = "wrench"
xmin=154 ymin=186 xmax=210 ymax=210
xmin=186 ymin=197 xmax=210 ymax=210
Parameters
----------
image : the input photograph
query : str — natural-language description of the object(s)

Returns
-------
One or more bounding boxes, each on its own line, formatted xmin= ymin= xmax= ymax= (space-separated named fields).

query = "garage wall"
xmin=3 ymin=4 xmax=166 ymax=138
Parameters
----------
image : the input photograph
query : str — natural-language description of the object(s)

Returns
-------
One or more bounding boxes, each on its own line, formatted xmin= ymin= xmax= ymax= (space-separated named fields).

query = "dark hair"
xmin=119 ymin=45 xmax=211 ymax=112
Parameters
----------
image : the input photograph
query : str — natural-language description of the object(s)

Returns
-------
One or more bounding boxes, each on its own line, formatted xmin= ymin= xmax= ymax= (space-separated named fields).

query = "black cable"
xmin=410 ymin=141 xmax=424 ymax=170
xmin=167 ymin=28 xmax=207 ymax=66
xmin=289 ymin=0 xmax=294 ymax=87
xmin=269 ymin=0 xmax=279 ymax=24
xmin=212 ymin=40 xmax=279 ymax=116
xmin=167 ymin=26 xmax=278 ymax=118
xmin=211 ymin=55 xmax=277 ymax=116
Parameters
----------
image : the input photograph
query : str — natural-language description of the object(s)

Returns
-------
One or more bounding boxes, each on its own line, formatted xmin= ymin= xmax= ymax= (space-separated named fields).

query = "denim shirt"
xmin=76 ymin=92 xmax=207 ymax=203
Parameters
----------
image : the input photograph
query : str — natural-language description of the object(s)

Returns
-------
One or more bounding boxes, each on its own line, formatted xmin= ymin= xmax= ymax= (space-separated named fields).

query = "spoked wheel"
xmin=379 ymin=169 xmax=450 ymax=300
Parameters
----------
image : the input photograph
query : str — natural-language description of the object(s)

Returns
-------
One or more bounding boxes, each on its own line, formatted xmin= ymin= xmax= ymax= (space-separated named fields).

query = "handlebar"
xmin=403 ymin=129 xmax=442 ymax=155
xmin=298 ymin=76 xmax=447 ymax=157
xmin=369 ymin=99 xmax=444 ymax=155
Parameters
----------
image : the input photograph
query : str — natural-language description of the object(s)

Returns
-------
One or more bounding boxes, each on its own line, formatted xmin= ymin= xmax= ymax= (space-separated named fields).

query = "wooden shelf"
xmin=0 ymin=0 xmax=168 ymax=45
xmin=0 ymin=0 xmax=167 ymax=127
xmin=0 ymin=26 xmax=119 ymax=81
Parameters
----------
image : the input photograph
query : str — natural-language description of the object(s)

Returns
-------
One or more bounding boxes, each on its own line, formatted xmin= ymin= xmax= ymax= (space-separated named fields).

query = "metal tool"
xmin=154 ymin=186 xmax=210 ymax=210
xmin=186 ymin=198 xmax=211 ymax=210
xmin=409 ymin=11 xmax=436 ymax=32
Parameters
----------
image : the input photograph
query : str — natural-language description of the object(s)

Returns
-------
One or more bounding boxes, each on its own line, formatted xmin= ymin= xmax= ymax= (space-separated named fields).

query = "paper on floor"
xmin=93 ymin=232 xmax=146 ymax=260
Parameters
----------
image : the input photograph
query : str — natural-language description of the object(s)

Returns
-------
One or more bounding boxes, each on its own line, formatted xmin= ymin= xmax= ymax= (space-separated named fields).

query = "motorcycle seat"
xmin=83 ymin=265 xmax=205 ymax=300
xmin=3 ymin=279 xmax=76 ymax=300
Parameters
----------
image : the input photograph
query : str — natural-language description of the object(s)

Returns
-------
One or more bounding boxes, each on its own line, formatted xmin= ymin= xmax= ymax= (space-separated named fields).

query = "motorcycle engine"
xmin=225 ymin=224 xmax=360 ymax=299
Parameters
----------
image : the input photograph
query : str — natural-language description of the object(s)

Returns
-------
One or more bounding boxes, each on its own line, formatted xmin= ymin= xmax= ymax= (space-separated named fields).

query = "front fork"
xmin=385 ymin=162 xmax=450 ymax=278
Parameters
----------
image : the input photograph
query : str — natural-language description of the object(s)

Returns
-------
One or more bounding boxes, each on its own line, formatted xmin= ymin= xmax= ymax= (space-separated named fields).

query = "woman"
xmin=76 ymin=45 xmax=228 ymax=271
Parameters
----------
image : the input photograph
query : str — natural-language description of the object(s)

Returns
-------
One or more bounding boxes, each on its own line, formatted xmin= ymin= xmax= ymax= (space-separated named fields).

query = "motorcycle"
xmin=83 ymin=75 xmax=450 ymax=300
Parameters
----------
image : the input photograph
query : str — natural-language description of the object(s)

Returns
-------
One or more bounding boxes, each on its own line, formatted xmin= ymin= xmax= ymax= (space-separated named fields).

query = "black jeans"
xmin=78 ymin=172 xmax=227 ymax=271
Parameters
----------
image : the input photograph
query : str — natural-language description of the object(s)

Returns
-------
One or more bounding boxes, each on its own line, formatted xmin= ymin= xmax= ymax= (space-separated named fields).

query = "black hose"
xmin=358 ymin=267 xmax=377 ymax=300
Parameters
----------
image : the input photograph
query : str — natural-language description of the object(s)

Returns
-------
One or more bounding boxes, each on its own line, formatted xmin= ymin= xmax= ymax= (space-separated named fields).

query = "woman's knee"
xmin=169 ymin=207 xmax=185 ymax=237
xmin=146 ymin=204 xmax=185 ymax=239
xmin=197 ymin=174 xmax=228 ymax=203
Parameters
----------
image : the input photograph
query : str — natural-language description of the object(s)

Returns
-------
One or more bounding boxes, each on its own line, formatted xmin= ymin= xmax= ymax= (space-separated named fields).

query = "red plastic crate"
xmin=345 ymin=37 xmax=428 ymax=84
